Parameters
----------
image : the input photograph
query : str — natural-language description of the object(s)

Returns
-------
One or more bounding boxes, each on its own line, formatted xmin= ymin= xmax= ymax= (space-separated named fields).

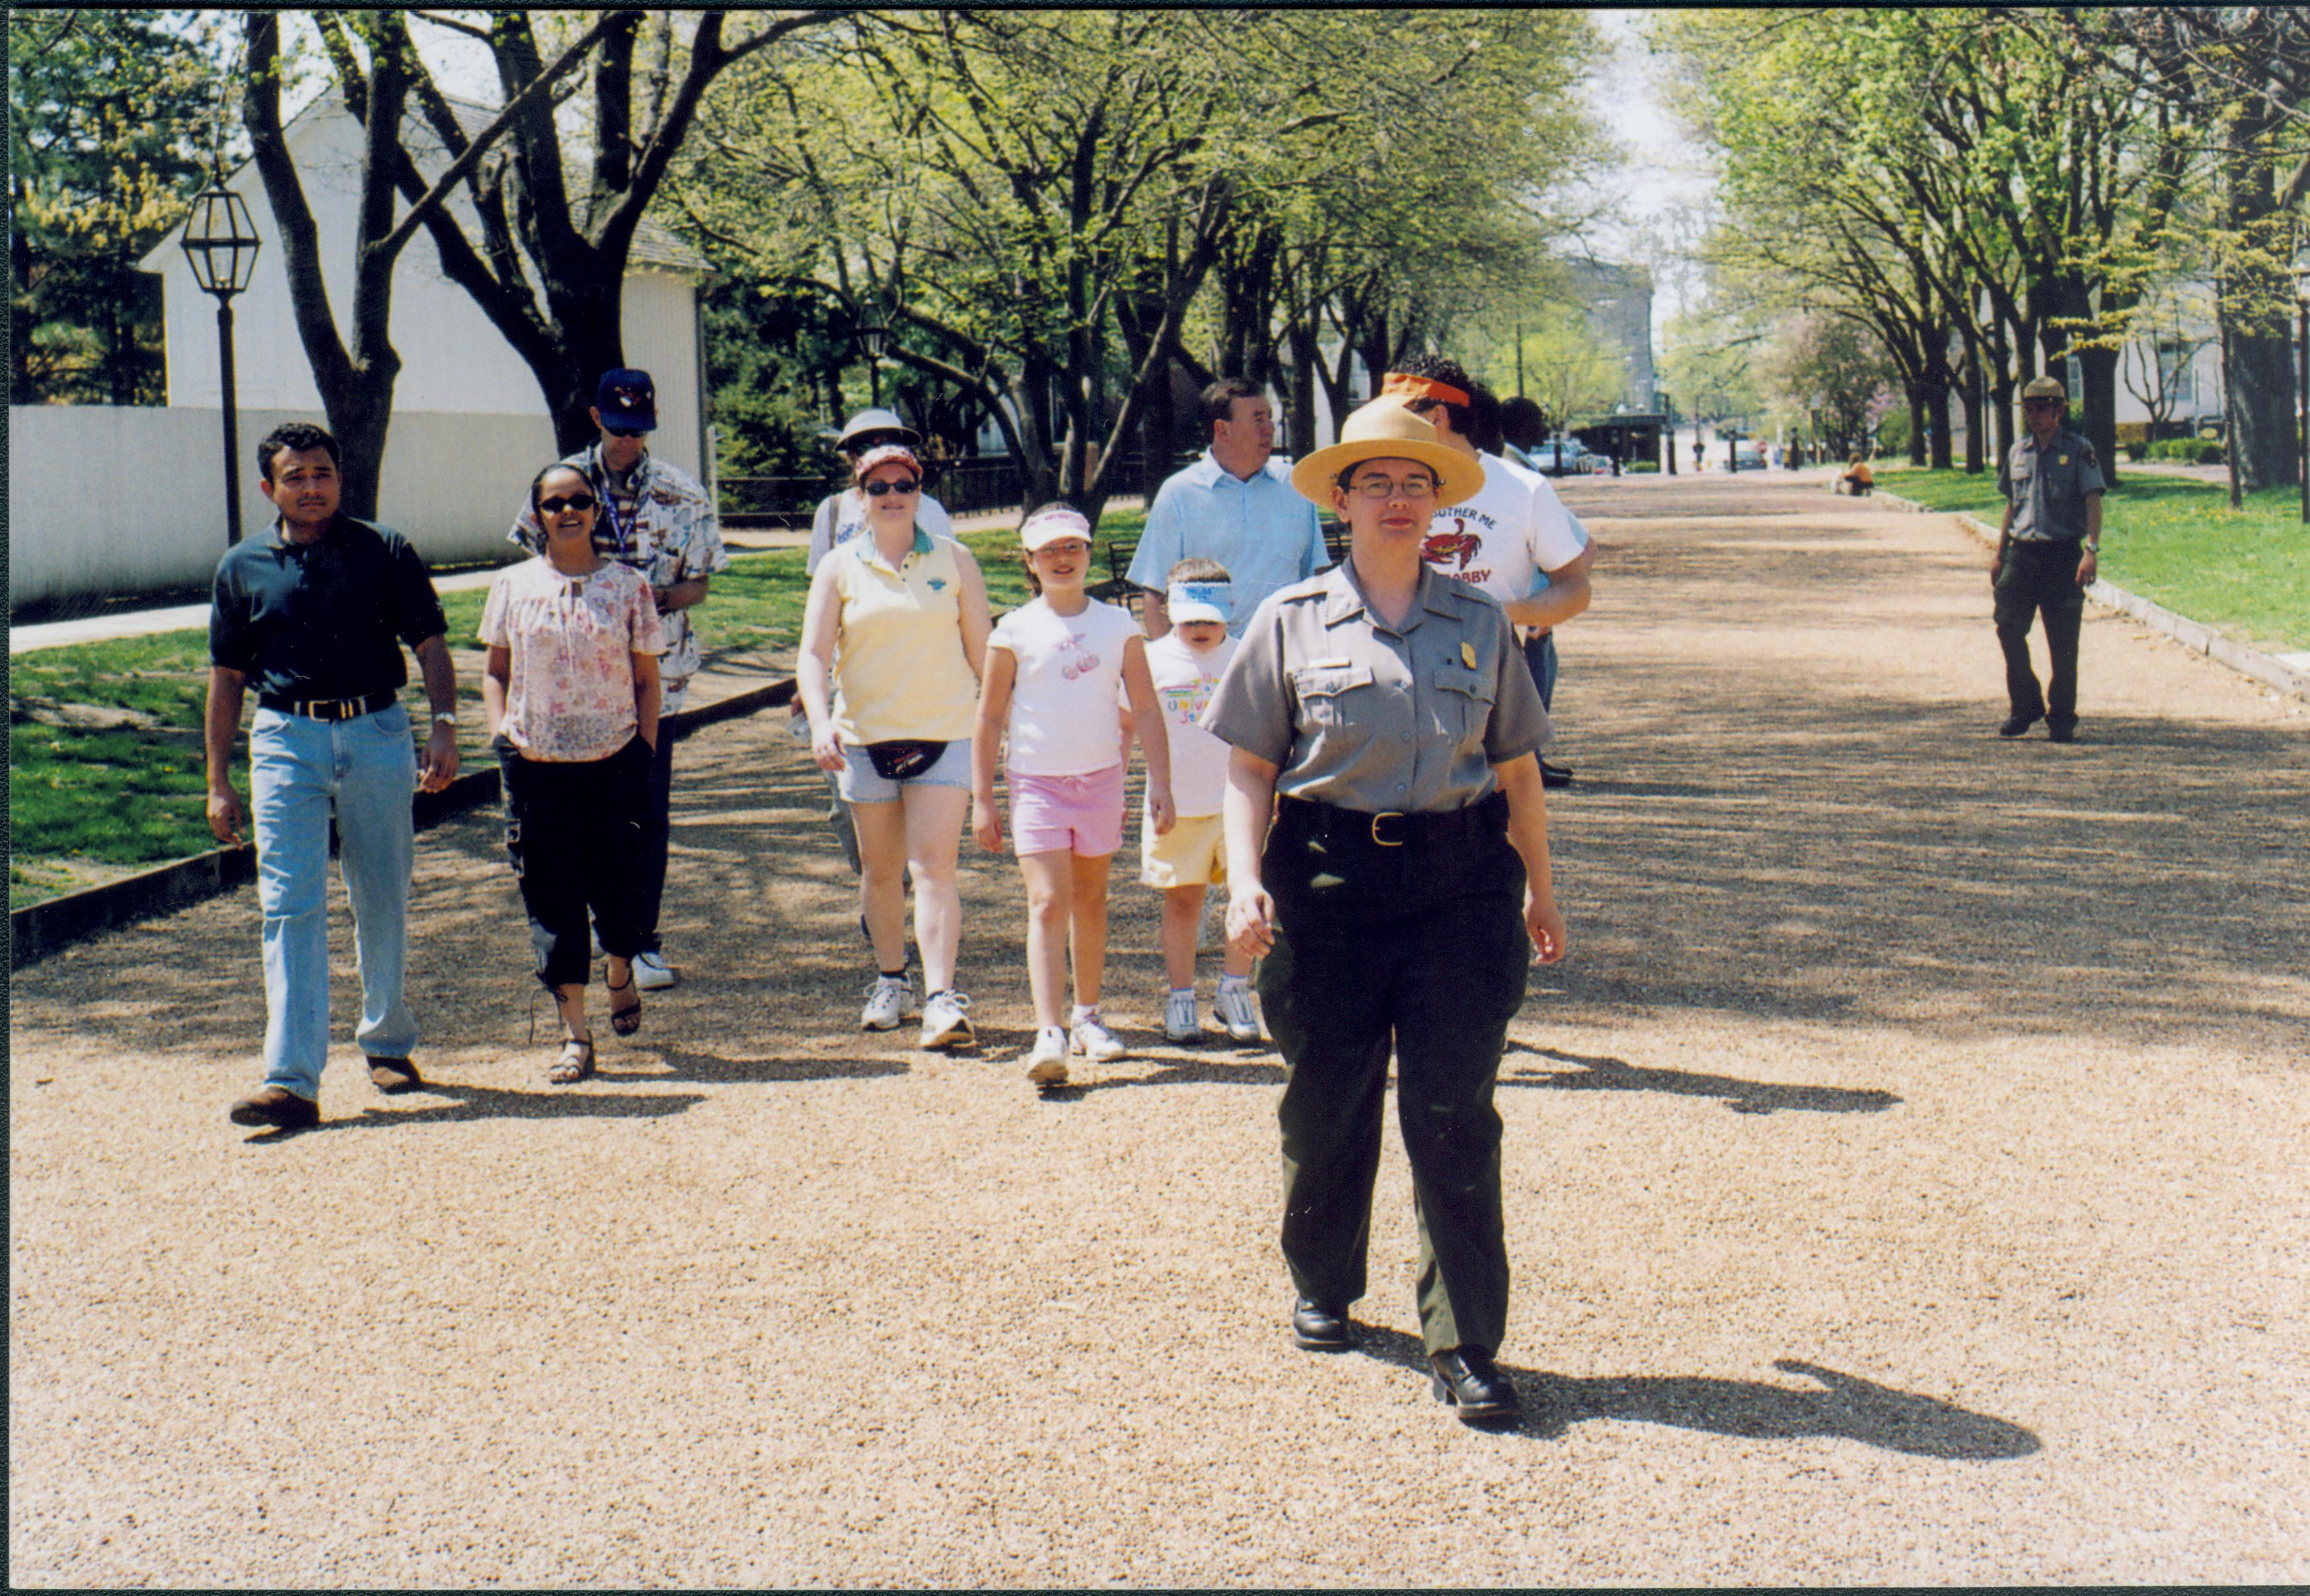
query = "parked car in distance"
xmin=1530 ymin=437 xmax=1595 ymax=476
xmin=1732 ymin=441 xmax=1766 ymax=470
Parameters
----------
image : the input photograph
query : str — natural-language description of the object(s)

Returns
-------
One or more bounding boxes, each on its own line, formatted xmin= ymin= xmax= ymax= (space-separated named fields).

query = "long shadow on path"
xmin=1503 ymin=1046 xmax=1902 ymax=1116
xmin=1349 ymin=1324 xmax=2040 ymax=1459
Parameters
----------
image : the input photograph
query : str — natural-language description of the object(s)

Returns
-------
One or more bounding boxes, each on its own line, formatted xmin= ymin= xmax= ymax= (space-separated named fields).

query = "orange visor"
xmin=1380 ymin=372 xmax=1471 ymax=407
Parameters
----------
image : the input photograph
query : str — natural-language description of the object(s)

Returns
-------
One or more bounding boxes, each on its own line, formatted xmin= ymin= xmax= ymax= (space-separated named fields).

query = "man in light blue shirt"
xmin=1129 ymin=378 xmax=1329 ymax=639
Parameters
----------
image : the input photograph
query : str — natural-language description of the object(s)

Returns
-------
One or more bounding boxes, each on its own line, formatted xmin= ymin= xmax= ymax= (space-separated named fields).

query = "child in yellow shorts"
xmin=1131 ymin=560 xmax=1261 ymax=1044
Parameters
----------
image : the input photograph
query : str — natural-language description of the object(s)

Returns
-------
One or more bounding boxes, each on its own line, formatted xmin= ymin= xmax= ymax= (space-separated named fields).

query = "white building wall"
xmin=8 ymin=404 xmax=554 ymax=608
xmin=619 ymin=269 xmax=702 ymax=479
xmin=145 ymin=91 xmax=702 ymax=470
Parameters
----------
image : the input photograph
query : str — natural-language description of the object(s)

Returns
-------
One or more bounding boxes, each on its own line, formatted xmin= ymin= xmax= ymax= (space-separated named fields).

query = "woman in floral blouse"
xmin=481 ymin=462 xmax=666 ymax=1082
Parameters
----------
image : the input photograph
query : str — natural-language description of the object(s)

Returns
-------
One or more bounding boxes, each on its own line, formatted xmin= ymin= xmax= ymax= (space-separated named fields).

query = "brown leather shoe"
xmin=367 ymin=1056 xmax=423 ymax=1093
xmin=229 ymin=1085 xmax=320 ymax=1132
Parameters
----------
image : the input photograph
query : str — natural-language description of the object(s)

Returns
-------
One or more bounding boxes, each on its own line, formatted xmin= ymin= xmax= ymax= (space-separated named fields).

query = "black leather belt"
xmin=1277 ymin=789 xmax=1507 ymax=849
xmin=258 ymin=689 xmax=397 ymax=721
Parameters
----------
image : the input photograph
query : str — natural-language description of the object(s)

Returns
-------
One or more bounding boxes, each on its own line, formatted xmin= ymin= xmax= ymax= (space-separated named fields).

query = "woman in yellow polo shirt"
xmin=798 ymin=444 xmax=992 ymax=1048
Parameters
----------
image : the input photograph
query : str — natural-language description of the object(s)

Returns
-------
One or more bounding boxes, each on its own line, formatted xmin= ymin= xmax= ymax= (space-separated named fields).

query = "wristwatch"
xmin=433 ymin=711 xmax=460 ymax=727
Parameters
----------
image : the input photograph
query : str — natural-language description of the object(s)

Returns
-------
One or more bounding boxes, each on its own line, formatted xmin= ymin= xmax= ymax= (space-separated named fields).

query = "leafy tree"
xmin=241 ymin=10 xmax=615 ymax=517
xmin=9 ymin=9 xmax=220 ymax=405
xmin=1657 ymin=9 xmax=2193 ymax=482
xmin=672 ymin=9 xmax=1601 ymax=519
xmin=1762 ymin=313 xmax=1894 ymax=458
xmin=1487 ymin=308 xmax=1621 ymax=434
xmin=2114 ymin=7 xmax=2308 ymax=490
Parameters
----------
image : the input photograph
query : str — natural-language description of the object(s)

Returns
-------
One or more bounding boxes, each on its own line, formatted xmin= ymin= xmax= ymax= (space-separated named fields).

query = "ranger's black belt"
xmin=258 ymin=689 xmax=397 ymax=721
xmin=1276 ymin=789 xmax=1508 ymax=849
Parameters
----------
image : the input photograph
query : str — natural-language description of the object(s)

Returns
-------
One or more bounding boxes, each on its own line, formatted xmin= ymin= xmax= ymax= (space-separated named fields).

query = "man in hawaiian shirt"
xmin=508 ymin=368 xmax=729 ymax=990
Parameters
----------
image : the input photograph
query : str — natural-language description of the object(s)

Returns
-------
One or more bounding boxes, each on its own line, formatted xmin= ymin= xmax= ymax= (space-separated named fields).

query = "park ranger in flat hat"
xmin=1991 ymin=375 xmax=2106 ymax=743
xmin=1202 ymin=397 xmax=1569 ymax=1426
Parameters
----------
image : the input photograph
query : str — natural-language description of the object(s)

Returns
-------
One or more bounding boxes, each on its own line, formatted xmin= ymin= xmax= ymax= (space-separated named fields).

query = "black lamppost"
xmin=1661 ymin=390 xmax=1677 ymax=474
xmin=857 ymin=299 xmax=889 ymax=408
xmin=178 ymin=168 xmax=262 ymax=546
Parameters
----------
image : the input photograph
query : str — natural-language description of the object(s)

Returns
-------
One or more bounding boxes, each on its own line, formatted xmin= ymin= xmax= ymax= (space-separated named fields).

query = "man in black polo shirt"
xmin=206 ymin=421 xmax=461 ymax=1132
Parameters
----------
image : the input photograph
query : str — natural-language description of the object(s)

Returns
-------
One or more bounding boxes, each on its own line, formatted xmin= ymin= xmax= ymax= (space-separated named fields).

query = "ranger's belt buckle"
xmin=1370 ymin=811 xmax=1408 ymax=848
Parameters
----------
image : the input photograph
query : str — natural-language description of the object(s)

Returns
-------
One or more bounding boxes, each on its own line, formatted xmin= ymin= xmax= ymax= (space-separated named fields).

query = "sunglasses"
xmin=864 ymin=478 xmax=920 ymax=495
xmin=2022 ymin=399 xmax=2061 ymax=411
xmin=601 ymin=423 xmax=650 ymax=439
xmin=539 ymin=493 xmax=598 ymax=515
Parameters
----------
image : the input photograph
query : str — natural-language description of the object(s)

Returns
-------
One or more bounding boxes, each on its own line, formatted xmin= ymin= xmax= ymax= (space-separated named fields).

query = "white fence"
xmin=9 ymin=404 xmax=566 ymax=608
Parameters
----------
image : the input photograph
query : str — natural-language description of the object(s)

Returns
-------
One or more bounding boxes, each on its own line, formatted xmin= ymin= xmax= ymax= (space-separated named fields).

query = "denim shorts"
xmin=836 ymin=735 xmax=974 ymax=804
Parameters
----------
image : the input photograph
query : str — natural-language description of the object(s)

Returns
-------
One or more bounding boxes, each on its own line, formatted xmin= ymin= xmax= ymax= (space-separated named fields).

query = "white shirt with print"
xmin=1419 ymin=453 xmax=1588 ymax=606
xmin=1132 ymin=632 xmax=1237 ymax=816
xmin=988 ymin=596 xmax=1140 ymax=777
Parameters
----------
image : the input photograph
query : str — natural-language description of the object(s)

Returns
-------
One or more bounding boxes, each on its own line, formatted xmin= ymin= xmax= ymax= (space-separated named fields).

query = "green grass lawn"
xmin=1877 ymin=466 xmax=2310 ymax=653
xmin=7 ymin=509 xmax=1148 ymax=907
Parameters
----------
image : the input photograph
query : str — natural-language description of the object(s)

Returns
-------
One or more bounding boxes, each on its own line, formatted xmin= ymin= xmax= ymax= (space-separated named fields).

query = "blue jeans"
xmin=248 ymin=702 xmax=420 ymax=1099
xmin=1522 ymin=630 xmax=1559 ymax=712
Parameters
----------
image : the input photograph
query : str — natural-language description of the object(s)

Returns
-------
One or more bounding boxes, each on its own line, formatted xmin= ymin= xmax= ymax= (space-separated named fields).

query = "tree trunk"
xmin=2075 ymin=340 xmax=2121 ymax=488
xmin=1959 ymin=338 xmax=1985 ymax=475
xmin=1286 ymin=316 xmax=1320 ymax=459
xmin=1925 ymin=379 xmax=1953 ymax=471
xmin=2219 ymin=89 xmax=2302 ymax=494
xmin=1139 ymin=358 xmax=1177 ymax=501
xmin=1906 ymin=387 xmax=1927 ymax=468
xmin=2229 ymin=330 xmax=2297 ymax=493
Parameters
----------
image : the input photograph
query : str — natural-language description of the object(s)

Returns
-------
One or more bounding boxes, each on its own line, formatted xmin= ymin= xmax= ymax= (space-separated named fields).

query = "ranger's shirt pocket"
xmin=1430 ymin=661 xmax=1497 ymax=742
xmin=1292 ymin=661 xmax=1376 ymax=730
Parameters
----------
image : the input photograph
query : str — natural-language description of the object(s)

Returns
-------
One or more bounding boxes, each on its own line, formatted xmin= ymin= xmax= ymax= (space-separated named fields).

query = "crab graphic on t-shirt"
xmin=1057 ymin=630 xmax=1102 ymax=681
xmin=1422 ymin=517 xmax=1482 ymax=570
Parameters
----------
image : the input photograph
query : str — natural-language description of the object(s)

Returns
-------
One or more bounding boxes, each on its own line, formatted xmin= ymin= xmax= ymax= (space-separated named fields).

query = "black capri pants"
xmin=497 ymin=735 xmax=651 ymax=989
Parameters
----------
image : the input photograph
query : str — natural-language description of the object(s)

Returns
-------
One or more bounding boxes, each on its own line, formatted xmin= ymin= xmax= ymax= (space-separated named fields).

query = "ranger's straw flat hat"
xmin=1289 ymin=399 xmax=1485 ymax=507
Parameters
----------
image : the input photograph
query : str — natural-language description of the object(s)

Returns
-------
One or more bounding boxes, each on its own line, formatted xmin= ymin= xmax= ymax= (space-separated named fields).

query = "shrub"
xmin=2145 ymin=437 xmax=2225 ymax=464
xmin=1626 ymin=460 xmax=1660 ymax=473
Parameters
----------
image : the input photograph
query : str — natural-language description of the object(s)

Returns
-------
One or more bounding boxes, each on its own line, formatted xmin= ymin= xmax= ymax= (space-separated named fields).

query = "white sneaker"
xmin=1026 ymin=1027 xmax=1070 ymax=1086
xmin=634 ymin=951 xmax=678 ymax=992
xmin=1215 ymin=982 xmax=1263 ymax=1043
xmin=1072 ymin=1015 xmax=1127 ymax=1063
xmin=1163 ymin=989 xmax=1202 ymax=1044
xmin=919 ymin=989 xmax=975 ymax=1050
xmin=860 ymin=972 xmax=914 ymax=1031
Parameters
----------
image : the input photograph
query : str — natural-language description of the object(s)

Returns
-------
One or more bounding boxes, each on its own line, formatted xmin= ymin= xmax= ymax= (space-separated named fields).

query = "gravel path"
xmin=12 ymin=476 xmax=2308 ymax=1586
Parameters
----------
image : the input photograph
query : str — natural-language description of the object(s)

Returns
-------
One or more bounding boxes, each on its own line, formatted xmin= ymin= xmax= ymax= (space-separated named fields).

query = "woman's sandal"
xmin=607 ymin=970 xmax=643 ymax=1038
xmin=550 ymin=1035 xmax=595 ymax=1084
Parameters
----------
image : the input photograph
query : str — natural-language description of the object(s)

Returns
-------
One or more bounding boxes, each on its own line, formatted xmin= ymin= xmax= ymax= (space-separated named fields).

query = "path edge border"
xmin=1873 ymin=490 xmax=2310 ymax=705
xmin=8 ymin=678 xmax=796 ymax=970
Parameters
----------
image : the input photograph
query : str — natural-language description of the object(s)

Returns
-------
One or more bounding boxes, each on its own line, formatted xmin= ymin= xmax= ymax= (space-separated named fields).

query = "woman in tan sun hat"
xmin=1201 ymin=396 xmax=1569 ymax=1428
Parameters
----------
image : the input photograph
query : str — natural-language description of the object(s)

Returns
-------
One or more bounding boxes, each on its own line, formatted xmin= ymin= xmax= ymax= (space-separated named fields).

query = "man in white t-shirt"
xmin=1384 ymin=357 xmax=1595 ymax=788
xmin=805 ymin=408 xmax=956 ymax=575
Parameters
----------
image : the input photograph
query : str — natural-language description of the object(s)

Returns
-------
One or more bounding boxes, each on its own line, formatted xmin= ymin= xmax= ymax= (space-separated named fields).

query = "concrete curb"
xmin=1875 ymin=490 xmax=2310 ymax=706
xmin=7 ymin=678 xmax=798 ymax=970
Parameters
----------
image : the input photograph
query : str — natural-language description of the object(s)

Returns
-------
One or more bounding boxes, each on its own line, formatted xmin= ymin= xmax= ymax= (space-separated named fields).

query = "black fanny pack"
xmin=865 ymin=739 xmax=948 ymax=781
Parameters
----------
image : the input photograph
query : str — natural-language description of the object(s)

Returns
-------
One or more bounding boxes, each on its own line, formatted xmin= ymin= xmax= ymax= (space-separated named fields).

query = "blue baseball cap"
xmin=594 ymin=369 xmax=657 ymax=433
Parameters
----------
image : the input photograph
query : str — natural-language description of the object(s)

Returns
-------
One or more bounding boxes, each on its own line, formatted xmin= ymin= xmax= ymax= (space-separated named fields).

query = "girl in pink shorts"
xmin=972 ymin=507 xmax=1174 ymax=1087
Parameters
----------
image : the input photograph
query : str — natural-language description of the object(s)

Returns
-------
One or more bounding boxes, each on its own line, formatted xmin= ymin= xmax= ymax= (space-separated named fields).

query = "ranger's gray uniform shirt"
xmin=1998 ymin=426 xmax=2106 ymax=542
xmin=1203 ymin=560 xmax=1551 ymax=813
